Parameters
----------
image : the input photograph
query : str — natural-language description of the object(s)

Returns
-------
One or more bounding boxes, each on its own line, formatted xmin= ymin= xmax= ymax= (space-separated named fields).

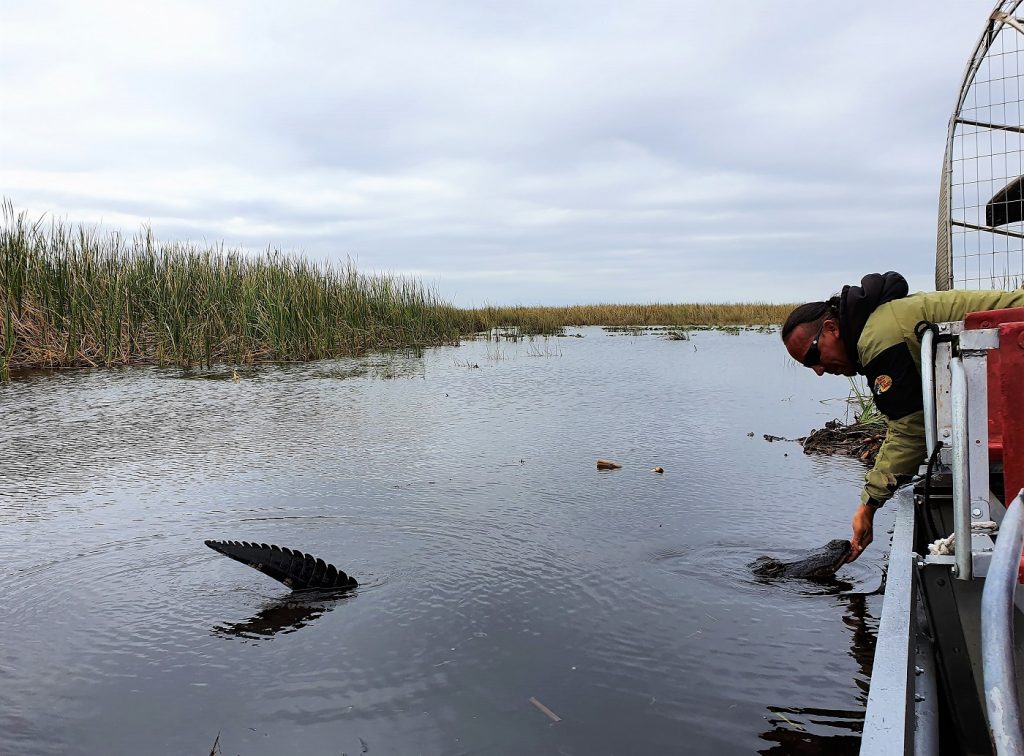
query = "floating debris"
xmin=773 ymin=710 xmax=805 ymax=731
xmin=596 ymin=459 xmax=622 ymax=470
xmin=760 ymin=419 xmax=885 ymax=465
xmin=801 ymin=419 xmax=885 ymax=464
xmin=529 ymin=696 xmax=562 ymax=723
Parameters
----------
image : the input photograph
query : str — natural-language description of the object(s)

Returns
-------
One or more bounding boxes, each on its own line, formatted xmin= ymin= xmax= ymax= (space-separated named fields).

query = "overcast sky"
xmin=0 ymin=2 xmax=994 ymax=305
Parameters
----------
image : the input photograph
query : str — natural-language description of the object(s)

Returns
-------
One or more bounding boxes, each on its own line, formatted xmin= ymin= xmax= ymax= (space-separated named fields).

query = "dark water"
xmin=0 ymin=328 xmax=891 ymax=755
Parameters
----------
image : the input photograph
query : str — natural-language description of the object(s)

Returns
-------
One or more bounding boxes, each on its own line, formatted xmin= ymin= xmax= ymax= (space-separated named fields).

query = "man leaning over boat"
xmin=780 ymin=272 xmax=1024 ymax=562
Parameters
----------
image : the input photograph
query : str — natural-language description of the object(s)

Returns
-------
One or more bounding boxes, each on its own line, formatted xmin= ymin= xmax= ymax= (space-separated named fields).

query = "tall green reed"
xmin=0 ymin=204 xmax=463 ymax=375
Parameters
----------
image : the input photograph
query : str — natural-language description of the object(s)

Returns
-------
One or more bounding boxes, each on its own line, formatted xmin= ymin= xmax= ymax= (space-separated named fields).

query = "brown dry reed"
xmin=461 ymin=303 xmax=792 ymax=335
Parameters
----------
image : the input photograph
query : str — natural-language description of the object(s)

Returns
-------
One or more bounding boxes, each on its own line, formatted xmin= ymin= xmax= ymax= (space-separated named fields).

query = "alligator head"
xmin=750 ymin=539 xmax=852 ymax=581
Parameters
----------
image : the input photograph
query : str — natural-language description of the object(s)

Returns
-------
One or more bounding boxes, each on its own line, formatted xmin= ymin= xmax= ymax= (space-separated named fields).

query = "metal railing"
xmin=950 ymin=355 xmax=974 ymax=580
xmin=921 ymin=327 xmax=938 ymax=457
xmin=981 ymin=488 xmax=1024 ymax=754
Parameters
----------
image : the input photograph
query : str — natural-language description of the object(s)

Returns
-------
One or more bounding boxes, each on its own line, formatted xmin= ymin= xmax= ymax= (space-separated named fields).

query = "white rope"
xmin=927 ymin=521 xmax=999 ymax=555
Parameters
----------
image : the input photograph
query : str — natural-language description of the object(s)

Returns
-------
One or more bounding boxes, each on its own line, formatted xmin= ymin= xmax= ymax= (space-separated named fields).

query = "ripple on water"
xmin=645 ymin=541 xmax=884 ymax=597
xmin=0 ymin=331 xmax=882 ymax=755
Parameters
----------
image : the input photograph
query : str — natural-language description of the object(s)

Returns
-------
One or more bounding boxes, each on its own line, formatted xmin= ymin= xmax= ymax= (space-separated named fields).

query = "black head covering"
xmin=837 ymin=272 xmax=909 ymax=369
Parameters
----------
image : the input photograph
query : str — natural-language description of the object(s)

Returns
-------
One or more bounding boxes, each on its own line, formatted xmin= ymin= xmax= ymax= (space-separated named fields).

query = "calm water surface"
xmin=0 ymin=328 xmax=891 ymax=755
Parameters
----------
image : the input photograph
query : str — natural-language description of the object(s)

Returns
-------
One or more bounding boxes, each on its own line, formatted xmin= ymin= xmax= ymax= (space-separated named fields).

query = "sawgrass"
xmin=0 ymin=204 xmax=465 ymax=376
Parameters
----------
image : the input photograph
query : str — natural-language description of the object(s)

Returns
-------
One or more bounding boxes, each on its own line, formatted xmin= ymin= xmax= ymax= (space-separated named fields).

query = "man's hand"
xmin=848 ymin=504 xmax=875 ymax=562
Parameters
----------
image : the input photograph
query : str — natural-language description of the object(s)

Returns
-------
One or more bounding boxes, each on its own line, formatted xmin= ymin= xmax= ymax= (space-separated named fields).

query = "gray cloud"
xmin=0 ymin=1 xmax=990 ymax=305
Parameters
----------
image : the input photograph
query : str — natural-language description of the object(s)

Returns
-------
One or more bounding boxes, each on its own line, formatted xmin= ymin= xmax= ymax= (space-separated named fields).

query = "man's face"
xmin=784 ymin=319 xmax=857 ymax=376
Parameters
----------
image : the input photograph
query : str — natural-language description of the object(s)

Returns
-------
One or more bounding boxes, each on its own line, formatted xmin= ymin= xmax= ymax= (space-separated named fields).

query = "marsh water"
xmin=0 ymin=328 xmax=891 ymax=755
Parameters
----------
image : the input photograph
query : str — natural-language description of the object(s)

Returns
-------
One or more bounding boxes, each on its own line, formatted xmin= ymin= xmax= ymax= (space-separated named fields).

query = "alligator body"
xmin=205 ymin=540 xmax=358 ymax=592
xmin=750 ymin=539 xmax=851 ymax=580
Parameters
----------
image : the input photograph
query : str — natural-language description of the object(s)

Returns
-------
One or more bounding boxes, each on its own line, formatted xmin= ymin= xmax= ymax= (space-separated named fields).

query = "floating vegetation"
xmin=762 ymin=419 xmax=885 ymax=465
xmin=801 ymin=419 xmax=886 ymax=464
xmin=310 ymin=365 xmax=371 ymax=380
xmin=602 ymin=325 xmax=649 ymax=335
xmin=603 ymin=325 xmax=691 ymax=339
xmin=482 ymin=326 xmax=528 ymax=342
xmin=177 ymin=368 xmax=255 ymax=382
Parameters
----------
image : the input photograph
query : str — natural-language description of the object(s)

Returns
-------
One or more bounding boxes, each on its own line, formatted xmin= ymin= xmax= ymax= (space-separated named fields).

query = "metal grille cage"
xmin=938 ymin=0 xmax=1024 ymax=291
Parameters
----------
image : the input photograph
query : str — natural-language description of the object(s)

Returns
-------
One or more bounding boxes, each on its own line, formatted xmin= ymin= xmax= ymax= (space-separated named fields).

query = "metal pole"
xmin=951 ymin=355 xmax=972 ymax=580
xmin=981 ymin=489 xmax=1024 ymax=755
xmin=922 ymin=328 xmax=937 ymax=458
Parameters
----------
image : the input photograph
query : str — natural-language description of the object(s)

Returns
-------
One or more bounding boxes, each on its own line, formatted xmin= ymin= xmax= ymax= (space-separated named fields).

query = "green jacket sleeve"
xmin=860 ymin=410 xmax=926 ymax=506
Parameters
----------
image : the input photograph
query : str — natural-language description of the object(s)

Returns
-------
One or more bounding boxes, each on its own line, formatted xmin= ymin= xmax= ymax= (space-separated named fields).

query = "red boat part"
xmin=964 ymin=307 xmax=1024 ymax=501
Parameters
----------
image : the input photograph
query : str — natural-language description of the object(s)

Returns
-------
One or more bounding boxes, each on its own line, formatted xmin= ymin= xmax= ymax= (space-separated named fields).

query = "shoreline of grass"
xmin=1 ymin=206 xmax=795 ymax=378
xmin=461 ymin=303 xmax=792 ymax=337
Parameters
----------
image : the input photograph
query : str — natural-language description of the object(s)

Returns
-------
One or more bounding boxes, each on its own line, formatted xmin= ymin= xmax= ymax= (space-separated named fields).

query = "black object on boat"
xmin=205 ymin=539 xmax=358 ymax=591
xmin=986 ymin=175 xmax=1024 ymax=228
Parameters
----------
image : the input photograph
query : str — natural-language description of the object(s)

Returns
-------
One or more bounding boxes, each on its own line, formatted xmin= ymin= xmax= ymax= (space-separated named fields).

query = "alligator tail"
xmin=205 ymin=540 xmax=358 ymax=592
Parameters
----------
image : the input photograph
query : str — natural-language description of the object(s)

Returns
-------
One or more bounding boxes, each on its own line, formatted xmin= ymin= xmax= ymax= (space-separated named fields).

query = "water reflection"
xmin=757 ymin=593 xmax=877 ymax=754
xmin=842 ymin=593 xmax=878 ymax=699
xmin=213 ymin=592 xmax=354 ymax=640
xmin=758 ymin=712 xmax=862 ymax=755
xmin=749 ymin=573 xmax=856 ymax=594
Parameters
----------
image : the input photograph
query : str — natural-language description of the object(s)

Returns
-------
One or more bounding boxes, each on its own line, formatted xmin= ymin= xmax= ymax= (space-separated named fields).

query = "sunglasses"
xmin=802 ymin=322 xmax=825 ymax=368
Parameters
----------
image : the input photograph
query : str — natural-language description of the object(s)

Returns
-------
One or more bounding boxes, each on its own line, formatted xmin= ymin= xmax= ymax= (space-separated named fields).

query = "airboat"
xmin=860 ymin=2 xmax=1024 ymax=753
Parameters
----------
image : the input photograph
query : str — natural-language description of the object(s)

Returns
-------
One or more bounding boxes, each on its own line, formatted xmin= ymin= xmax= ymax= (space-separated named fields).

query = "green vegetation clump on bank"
xmin=458 ymin=303 xmax=792 ymax=337
xmin=0 ymin=206 xmax=796 ymax=377
xmin=0 ymin=205 xmax=466 ymax=377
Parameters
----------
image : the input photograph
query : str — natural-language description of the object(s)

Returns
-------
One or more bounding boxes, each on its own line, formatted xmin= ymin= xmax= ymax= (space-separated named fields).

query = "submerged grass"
xmin=1 ymin=204 xmax=797 ymax=378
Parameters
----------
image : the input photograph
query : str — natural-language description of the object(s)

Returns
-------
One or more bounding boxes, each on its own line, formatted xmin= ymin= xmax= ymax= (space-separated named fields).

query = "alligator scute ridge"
xmin=205 ymin=539 xmax=358 ymax=591
xmin=749 ymin=539 xmax=852 ymax=580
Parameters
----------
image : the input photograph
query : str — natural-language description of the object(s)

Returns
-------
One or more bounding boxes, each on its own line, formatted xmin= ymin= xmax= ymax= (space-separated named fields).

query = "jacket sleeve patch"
xmin=864 ymin=343 xmax=922 ymax=421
